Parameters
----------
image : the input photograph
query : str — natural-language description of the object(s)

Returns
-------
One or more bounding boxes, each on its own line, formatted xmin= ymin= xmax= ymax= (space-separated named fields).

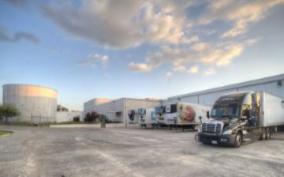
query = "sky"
xmin=0 ymin=0 xmax=284 ymax=110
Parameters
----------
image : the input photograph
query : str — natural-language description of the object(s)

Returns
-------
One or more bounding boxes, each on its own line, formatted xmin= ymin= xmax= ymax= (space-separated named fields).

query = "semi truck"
xmin=156 ymin=106 xmax=166 ymax=126
xmin=137 ymin=108 xmax=158 ymax=128
xmin=198 ymin=91 xmax=284 ymax=147
xmin=128 ymin=109 xmax=138 ymax=124
xmin=160 ymin=102 xmax=210 ymax=129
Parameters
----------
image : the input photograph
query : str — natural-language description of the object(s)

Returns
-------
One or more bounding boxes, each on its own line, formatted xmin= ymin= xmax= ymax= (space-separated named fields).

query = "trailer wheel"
xmin=234 ymin=132 xmax=242 ymax=147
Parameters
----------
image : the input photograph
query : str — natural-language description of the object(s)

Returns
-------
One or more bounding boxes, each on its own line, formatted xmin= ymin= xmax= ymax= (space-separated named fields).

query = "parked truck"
xmin=156 ymin=106 xmax=166 ymax=126
xmin=138 ymin=108 xmax=158 ymax=128
xmin=161 ymin=102 xmax=210 ymax=129
xmin=198 ymin=91 xmax=284 ymax=147
xmin=128 ymin=109 xmax=138 ymax=124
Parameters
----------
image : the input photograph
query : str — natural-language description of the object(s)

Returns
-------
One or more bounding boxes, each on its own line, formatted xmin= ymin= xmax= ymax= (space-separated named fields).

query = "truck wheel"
xmin=234 ymin=133 xmax=242 ymax=147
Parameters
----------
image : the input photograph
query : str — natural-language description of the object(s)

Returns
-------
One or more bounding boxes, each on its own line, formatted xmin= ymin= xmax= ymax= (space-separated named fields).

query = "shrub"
xmin=73 ymin=116 xmax=80 ymax=122
xmin=84 ymin=111 xmax=100 ymax=123
xmin=0 ymin=104 xmax=20 ymax=123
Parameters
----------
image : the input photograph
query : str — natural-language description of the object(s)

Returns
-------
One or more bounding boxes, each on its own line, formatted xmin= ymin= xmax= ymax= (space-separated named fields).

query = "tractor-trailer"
xmin=137 ymin=108 xmax=158 ymax=128
xmin=198 ymin=91 xmax=284 ymax=147
xmin=161 ymin=102 xmax=210 ymax=129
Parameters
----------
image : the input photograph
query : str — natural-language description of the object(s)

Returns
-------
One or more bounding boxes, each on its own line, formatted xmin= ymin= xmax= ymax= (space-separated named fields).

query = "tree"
xmin=84 ymin=111 xmax=100 ymax=123
xmin=57 ymin=105 xmax=69 ymax=112
xmin=0 ymin=104 xmax=20 ymax=123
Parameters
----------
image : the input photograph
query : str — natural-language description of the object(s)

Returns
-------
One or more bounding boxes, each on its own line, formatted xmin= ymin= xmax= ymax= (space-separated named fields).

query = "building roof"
xmin=169 ymin=73 xmax=284 ymax=99
xmin=3 ymin=83 xmax=57 ymax=92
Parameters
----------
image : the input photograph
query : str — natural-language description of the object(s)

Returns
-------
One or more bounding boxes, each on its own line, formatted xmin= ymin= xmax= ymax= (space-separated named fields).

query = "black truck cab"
xmin=198 ymin=92 xmax=262 ymax=147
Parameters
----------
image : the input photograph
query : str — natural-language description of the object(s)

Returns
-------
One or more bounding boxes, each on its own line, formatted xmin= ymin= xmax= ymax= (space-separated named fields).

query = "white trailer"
xmin=260 ymin=92 xmax=284 ymax=127
xmin=162 ymin=102 xmax=210 ymax=128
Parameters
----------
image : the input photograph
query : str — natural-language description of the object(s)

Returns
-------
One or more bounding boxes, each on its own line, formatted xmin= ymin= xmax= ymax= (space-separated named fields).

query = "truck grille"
xmin=202 ymin=123 xmax=222 ymax=134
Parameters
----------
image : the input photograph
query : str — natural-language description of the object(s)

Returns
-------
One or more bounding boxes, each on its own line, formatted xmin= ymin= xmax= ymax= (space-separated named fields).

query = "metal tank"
xmin=2 ymin=84 xmax=58 ymax=123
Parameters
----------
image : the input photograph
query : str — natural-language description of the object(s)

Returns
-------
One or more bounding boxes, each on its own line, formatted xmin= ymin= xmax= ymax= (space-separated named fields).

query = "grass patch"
xmin=0 ymin=130 xmax=12 ymax=137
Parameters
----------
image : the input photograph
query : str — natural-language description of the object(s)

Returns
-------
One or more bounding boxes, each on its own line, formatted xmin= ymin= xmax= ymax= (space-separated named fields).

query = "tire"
xmin=234 ymin=132 xmax=242 ymax=147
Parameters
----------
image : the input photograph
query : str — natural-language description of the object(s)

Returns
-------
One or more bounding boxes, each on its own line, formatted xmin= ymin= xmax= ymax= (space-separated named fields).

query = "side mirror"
xmin=206 ymin=111 xmax=210 ymax=119
xmin=199 ymin=116 xmax=202 ymax=123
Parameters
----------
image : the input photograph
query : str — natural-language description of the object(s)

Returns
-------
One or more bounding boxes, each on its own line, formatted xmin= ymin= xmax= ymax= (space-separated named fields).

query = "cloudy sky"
xmin=0 ymin=0 xmax=284 ymax=110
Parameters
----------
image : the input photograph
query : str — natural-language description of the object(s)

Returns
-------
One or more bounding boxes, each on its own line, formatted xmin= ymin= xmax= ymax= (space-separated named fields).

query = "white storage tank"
xmin=2 ymin=84 xmax=58 ymax=123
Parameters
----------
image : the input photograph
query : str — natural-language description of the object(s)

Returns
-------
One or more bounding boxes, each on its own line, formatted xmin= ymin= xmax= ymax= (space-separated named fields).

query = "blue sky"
xmin=0 ymin=0 xmax=284 ymax=110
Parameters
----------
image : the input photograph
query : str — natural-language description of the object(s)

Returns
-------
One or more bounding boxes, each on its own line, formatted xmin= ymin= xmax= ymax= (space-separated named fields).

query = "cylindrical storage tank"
xmin=2 ymin=84 xmax=58 ymax=123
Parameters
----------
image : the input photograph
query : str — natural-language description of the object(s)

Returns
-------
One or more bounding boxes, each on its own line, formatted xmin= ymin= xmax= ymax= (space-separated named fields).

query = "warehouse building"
xmin=84 ymin=98 xmax=113 ymax=114
xmin=83 ymin=98 xmax=161 ymax=125
xmin=167 ymin=73 xmax=284 ymax=107
xmin=2 ymin=84 xmax=58 ymax=123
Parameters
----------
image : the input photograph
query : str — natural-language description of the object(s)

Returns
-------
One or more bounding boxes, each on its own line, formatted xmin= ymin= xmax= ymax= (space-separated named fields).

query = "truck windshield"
xmin=170 ymin=104 xmax=177 ymax=113
xmin=211 ymin=104 xmax=240 ymax=119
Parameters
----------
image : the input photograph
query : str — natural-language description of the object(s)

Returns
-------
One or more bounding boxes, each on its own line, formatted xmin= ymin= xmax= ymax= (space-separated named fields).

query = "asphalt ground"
xmin=0 ymin=125 xmax=284 ymax=177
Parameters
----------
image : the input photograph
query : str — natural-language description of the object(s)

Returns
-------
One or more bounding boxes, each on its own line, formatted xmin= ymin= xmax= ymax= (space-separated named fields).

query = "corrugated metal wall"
xmin=3 ymin=84 xmax=57 ymax=123
xmin=171 ymin=79 xmax=284 ymax=107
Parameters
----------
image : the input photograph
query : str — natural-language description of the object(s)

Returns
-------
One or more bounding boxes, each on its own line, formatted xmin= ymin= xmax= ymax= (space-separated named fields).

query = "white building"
xmin=83 ymin=98 xmax=112 ymax=114
xmin=83 ymin=98 xmax=161 ymax=126
xmin=167 ymin=74 xmax=284 ymax=107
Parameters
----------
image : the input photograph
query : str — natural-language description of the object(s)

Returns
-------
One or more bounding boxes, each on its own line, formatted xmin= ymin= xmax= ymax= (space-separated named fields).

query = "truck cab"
xmin=198 ymin=92 xmax=269 ymax=147
xmin=156 ymin=106 xmax=166 ymax=126
xmin=138 ymin=108 xmax=158 ymax=128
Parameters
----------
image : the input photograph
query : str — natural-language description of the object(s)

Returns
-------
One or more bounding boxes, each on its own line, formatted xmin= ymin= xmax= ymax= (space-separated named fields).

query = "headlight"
xmin=223 ymin=129 xmax=233 ymax=135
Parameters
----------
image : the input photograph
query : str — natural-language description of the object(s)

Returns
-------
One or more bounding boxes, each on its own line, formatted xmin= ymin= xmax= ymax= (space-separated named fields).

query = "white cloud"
xmin=204 ymin=68 xmax=216 ymax=76
xmin=41 ymin=0 xmax=283 ymax=75
xmin=166 ymin=72 xmax=172 ymax=77
xmin=188 ymin=66 xmax=199 ymax=74
xmin=200 ymin=0 xmax=284 ymax=38
xmin=80 ymin=53 xmax=109 ymax=67
xmin=128 ymin=62 xmax=152 ymax=72
xmin=42 ymin=0 xmax=143 ymax=48
xmin=138 ymin=2 xmax=185 ymax=45
xmin=200 ymin=43 xmax=244 ymax=66
xmin=137 ymin=38 xmax=256 ymax=74
xmin=42 ymin=0 xmax=194 ymax=48
xmin=191 ymin=42 xmax=210 ymax=52
xmin=181 ymin=35 xmax=199 ymax=44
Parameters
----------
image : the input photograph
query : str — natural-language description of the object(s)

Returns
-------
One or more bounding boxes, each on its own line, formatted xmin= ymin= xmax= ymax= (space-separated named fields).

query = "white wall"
xmin=56 ymin=111 xmax=82 ymax=123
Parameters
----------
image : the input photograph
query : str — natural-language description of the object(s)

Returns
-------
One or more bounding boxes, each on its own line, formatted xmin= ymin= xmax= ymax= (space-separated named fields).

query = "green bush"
xmin=73 ymin=116 xmax=80 ymax=122
xmin=0 ymin=104 xmax=19 ymax=123
xmin=84 ymin=111 xmax=100 ymax=123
